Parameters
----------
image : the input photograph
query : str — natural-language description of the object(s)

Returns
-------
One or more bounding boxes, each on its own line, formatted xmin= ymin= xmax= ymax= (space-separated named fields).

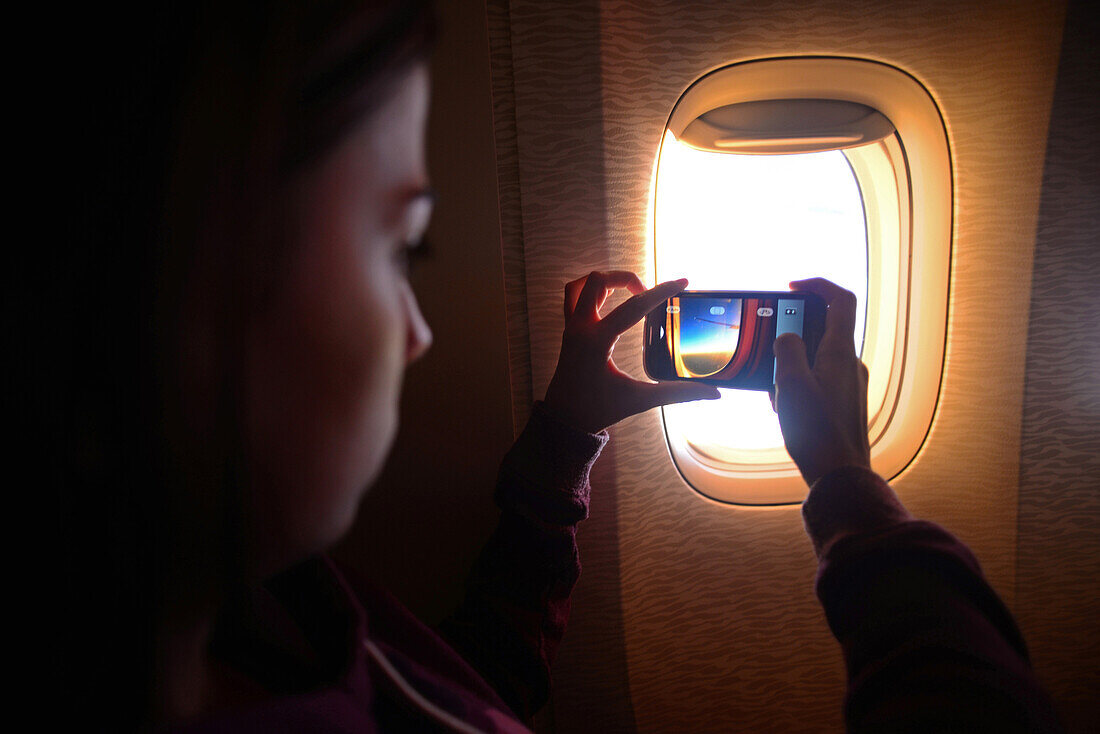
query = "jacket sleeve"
xmin=808 ymin=467 xmax=1063 ymax=733
xmin=436 ymin=402 xmax=607 ymax=723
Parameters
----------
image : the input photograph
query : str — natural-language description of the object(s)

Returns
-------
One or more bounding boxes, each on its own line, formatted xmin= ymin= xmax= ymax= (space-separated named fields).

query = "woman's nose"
xmin=404 ymin=288 xmax=432 ymax=364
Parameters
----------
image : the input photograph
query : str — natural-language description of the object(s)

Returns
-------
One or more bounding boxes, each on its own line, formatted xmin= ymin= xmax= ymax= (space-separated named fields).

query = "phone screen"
xmin=650 ymin=293 xmax=815 ymax=390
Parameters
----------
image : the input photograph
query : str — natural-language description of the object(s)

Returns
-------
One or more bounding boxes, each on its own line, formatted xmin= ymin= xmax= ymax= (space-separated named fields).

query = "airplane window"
xmin=650 ymin=58 xmax=951 ymax=505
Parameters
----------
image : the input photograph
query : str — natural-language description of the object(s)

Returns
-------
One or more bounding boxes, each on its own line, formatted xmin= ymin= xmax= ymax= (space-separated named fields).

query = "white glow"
xmin=655 ymin=131 xmax=868 ymax=452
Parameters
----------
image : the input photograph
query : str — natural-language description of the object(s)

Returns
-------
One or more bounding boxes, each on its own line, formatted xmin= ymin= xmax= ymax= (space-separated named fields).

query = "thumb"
xmin=637 ymin=381 xmax=721 ymax=412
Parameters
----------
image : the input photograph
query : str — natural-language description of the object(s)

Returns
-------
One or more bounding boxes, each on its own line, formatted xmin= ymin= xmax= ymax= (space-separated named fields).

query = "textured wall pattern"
xmin=1015 ymin=1 xmax=1100 ymax=728
xmin=486 ymin=0 xmax=534 ymax=436
xmin=489 ymin=0 xmax=1068 ymax=731
xmin=488 ymin=3 xmax=640 ymax=732
xmin=598 ymin=1 xmax=1059 ymax=729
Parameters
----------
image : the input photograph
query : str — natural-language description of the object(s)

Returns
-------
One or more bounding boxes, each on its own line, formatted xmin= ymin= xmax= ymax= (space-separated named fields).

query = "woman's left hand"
xmin=542 ymin=271 xmax=721 ymax=434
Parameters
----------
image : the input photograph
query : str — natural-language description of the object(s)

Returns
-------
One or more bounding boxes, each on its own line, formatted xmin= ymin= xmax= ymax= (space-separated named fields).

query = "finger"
xmin=773 ymin=332 xmax=812 ymax=388
xmin=790 ymin=278 xmax=858 ymax=354
xmin=564 ymin=276 xmax=587 ymax=321
xmin=772 ymin=334 xmax=818 ymax=455
xmin=633 ymin=380 xmax=721 ymax=413
xmin=602 ymin=277 xmax=688 ymax=337
xmin=859 ymin=361 xmax=871 ymax=450
xmin=574 ymin=271 xmax=646 ymax=321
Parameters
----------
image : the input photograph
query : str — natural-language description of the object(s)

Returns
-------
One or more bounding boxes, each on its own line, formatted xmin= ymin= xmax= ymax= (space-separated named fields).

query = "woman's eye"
xmin=395 ymin=237 xmax=433 ymax=274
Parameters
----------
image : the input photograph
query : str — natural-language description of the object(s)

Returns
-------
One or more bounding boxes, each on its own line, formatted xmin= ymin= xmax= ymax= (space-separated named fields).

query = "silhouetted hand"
xmin=773 ymin=278 xmax=872 ymax=486
xmin=543 ymin=271 xmax=720 ymax=434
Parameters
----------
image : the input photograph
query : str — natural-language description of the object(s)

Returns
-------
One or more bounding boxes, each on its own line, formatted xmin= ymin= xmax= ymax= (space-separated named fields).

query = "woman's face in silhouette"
xmin=244 ymin=64 xmax=434 ymax=571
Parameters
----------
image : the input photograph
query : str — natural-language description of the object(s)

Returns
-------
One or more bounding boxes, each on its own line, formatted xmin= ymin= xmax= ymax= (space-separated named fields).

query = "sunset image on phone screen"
xmin=666 ymin=296 xmax=777 ymax=388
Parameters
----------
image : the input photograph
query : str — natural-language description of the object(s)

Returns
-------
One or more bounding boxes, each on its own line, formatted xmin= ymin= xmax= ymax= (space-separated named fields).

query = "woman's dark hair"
xmin=53 ymin=2 xmax=434 ymax=726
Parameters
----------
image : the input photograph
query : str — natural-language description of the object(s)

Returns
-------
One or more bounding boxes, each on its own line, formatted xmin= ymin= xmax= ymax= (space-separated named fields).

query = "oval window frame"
xmin=653 ymin=57 xmax=952 ymax=505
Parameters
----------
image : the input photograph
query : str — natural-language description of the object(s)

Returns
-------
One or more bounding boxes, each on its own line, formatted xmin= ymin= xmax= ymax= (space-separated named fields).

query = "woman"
xmin=57 ymin=1 xmax=714 ymax=728
xmin=54 ymin=2 xmax=1060 ymax=731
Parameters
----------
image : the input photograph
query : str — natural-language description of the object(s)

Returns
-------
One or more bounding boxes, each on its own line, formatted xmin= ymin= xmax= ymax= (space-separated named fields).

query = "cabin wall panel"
xmin=1016 ymin=1 xmax=1100 ymax=728
xmin=492 ymin=1 xmax=1067 ymax=731
xmin=488 ymin=3 xmax=643 ymax=731
xmin=486 ymin=0 xmax=535 ymax=435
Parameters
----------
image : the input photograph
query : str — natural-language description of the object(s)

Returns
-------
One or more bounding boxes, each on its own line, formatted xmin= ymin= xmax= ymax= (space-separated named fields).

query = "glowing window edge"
xmin=647 ymin=56 xmax=952 ymax=506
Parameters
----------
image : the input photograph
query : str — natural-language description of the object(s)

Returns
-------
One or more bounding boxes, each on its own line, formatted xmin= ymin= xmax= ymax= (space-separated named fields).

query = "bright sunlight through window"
xmin=651 ymin=58 xmax=951 ymax=505
xmin=654 ymin=130 xmax=868 ymax=453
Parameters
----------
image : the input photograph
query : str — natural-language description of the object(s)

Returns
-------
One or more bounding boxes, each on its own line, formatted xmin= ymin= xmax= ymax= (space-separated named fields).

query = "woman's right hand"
xmin=772 ymin=278 xmax=872 ymax=487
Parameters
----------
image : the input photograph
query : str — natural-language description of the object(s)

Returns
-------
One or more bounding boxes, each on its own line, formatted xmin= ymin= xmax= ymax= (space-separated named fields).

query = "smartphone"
xmin=643 ymin=290 xmax=827 ymax=391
